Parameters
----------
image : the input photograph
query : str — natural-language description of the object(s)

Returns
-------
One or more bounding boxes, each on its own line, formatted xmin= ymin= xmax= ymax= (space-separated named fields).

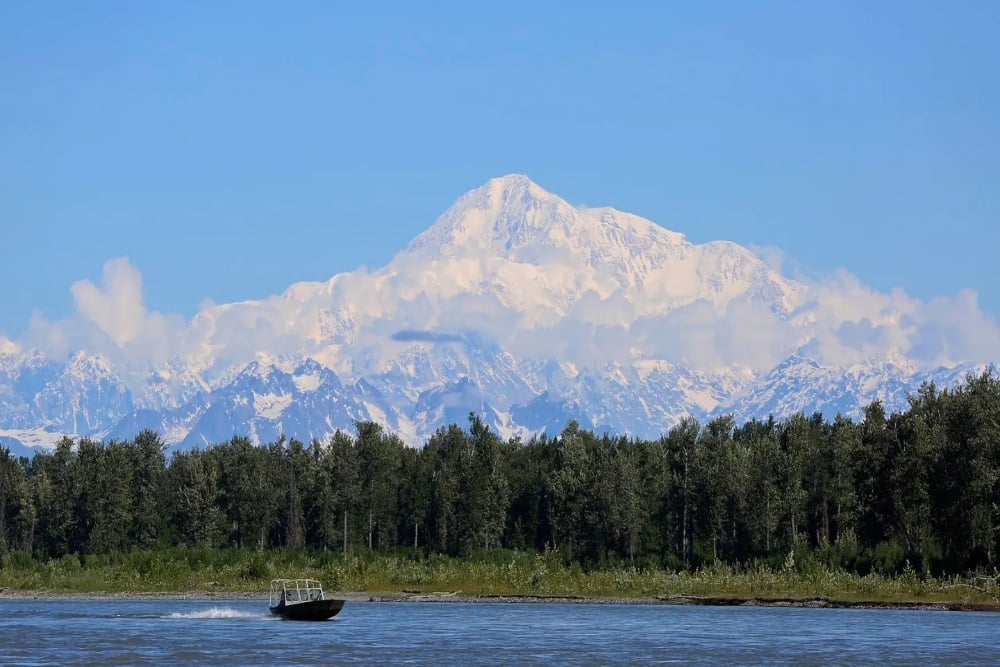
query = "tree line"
xmin=0 ymin=372 xmax=997 ymax=576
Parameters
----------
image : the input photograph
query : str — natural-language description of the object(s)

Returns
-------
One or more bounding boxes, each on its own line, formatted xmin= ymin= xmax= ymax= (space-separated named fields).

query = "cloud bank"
xmin=11 ymin=252 xmax=1000 ymax=380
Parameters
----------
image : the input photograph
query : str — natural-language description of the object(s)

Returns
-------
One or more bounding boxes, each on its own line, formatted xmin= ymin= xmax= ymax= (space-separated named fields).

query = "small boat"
xmin=268 ymin=578 xmax=345 ymax=621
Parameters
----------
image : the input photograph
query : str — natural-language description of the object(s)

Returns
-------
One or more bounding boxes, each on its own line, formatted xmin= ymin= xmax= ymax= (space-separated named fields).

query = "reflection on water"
xmin=1 ymin=599 xmax=998 ymax=666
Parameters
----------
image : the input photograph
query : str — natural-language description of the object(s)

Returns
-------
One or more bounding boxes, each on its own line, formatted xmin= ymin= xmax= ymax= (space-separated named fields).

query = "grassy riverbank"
xmin=1 ymin=547 xmax=997 ymax=608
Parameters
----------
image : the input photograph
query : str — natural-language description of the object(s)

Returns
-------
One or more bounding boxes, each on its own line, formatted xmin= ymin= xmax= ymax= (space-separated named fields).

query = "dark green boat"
xmin=269 ymin=578 xmax=345 ymax=621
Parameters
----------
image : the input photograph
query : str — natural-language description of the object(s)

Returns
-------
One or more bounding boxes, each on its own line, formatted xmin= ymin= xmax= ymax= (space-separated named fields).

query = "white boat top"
xmin=269 ymin=578 xmax=326 ymax=607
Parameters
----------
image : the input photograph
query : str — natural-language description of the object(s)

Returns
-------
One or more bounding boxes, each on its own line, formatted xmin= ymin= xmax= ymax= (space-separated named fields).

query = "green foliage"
xmin=239 ymin=552 xmax=273 ymax=581
xmin=1 ymin=370 xmax=999 ymax=595
xmin=0 ymin=544 xmax=996 ymax=605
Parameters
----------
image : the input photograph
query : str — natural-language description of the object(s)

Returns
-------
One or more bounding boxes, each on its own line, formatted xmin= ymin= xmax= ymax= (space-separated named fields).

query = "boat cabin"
xmin=269 ymin=578 xmax=325 ymax=607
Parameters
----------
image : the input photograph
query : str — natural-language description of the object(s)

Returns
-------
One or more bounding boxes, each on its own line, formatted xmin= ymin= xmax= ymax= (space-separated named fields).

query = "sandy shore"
xmin=371 ymin=591 xmax=999 ymax=612
xmin=1 ymin=588 xmax=996 ymax=611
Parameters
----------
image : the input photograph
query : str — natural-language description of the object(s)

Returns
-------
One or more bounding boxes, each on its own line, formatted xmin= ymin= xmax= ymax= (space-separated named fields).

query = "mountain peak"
xmin=479 ymin=174 xmax=557 ymax=207
xmin=383 ymin=174 xmax=803 ymax=328
xmin=401 ymin=174 xmax=575 ymax=260
xmin=67 ymin=350 xmax=113 ymax=374
xmin=400 ymin=174 xmax=692 ymax=269
xmin=8 ymin=177 xmax=991 ymax=453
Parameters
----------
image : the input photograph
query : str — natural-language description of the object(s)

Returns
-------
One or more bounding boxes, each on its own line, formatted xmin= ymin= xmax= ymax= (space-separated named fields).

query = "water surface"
xmin=1 ymin=599 xmax=996 ymax=665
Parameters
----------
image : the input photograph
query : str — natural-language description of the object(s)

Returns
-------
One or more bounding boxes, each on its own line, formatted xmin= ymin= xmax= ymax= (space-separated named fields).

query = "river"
xmin=1 ymin=598 xmax=997 ymax=665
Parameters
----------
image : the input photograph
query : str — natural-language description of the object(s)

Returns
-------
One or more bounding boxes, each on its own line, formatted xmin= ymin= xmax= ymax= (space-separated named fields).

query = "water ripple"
xmin=0 ymin=599 xmax=997 ymax=666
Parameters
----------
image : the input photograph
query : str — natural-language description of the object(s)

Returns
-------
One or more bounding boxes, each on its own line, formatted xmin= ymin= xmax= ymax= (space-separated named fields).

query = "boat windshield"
xmin=269 ymin=579 xmax=324 ymax=606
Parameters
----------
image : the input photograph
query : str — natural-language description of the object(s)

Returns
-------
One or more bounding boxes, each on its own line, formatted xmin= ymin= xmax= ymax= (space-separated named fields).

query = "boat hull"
xmin=269 ymin=598 xmax=345 ymax=621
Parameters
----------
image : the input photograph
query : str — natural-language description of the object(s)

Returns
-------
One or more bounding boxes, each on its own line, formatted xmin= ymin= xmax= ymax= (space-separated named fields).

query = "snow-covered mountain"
xmin=0 ymin=175 xmax=995 ymax=452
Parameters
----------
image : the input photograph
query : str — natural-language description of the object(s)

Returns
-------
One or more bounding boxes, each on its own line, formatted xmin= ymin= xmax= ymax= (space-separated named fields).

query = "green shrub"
xmin=871 ymin=540 xmax=907 ymax=575
xmin=239 ymin=553 xmax=272 ymax=581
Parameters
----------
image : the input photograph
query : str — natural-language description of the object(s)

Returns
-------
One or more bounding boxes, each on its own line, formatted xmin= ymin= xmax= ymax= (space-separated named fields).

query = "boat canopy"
xmin=269 ymin=578 xmax=325 ymax=606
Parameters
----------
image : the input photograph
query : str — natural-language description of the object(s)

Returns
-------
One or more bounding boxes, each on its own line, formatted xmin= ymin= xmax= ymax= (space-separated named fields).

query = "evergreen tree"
xmin=546 ymin=421 xmax=591 ymax=557
xmin=0 ymin=447 xmax=26 ymax=551
xmin=665 ymin=418 xmax=699 ymax=564
xmin=737 ymin=417 xmax=782 ymax=555
xmin=356 ymin=421 xmax=402 ymax=550
xmin=33 ymin=438 xmax=80 ymax=557
xmin=424 ymin=424 xmax=465 ymax=554
xmin=459 ymin=414 xmax=510 ymax=553
xmin=4 ymin=369 xmax=1000 ymax=576
xmin=396 ymin=444 xmax=430 ymax=548
xmin=128 ymin=430 xmax=166 ymax=549
xmin=215 ymin=436 xmax=277 ymax=549
xmin=167 ymin=449 xmax=222 ymax=547
xmin=76 ymin=439 xmax=131 ymax=554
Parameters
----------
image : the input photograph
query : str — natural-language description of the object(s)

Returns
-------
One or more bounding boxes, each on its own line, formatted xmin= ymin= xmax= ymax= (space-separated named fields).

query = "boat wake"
xmin=166 ymin=607 xmax=271 ymax=620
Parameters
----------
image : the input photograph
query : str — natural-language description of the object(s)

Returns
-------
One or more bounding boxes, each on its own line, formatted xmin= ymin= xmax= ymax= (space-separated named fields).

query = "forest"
xmin=0 ymin=371 xmax=997 ymax=580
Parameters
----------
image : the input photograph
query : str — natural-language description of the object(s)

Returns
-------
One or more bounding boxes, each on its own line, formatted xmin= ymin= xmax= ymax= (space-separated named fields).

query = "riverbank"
xmin=2 ymin=587 xmax=997 ymax=612
xmin=2 ymin=547 xmax=998 ymax=611
xmin=374 ymin=590 xmax=1000 ymax=612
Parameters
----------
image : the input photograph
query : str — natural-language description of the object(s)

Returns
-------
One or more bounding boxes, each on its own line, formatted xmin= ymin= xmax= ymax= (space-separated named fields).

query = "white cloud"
xmin=0 ymin=333 xmax=21 ymax=356
xmin=353 ymin=257 xmax=1000 ymax=375
xmin=747 ymin=244 xmax=786 ymax=274
xmin=786 ymin=269 xmax=1000 ymax=368
xmin=70 ymin=258 xmax=146 ymax=345
xmin=9 ymin=248 xmax=1000 ymax=386
xmin=623 ymin=298 xmax=796 ymax=371
xmin=25 ymin=310 xmax=71 ymax=359
xmin=21 ymin=258 xmax=187 ymax=368
xmin=906 ymin=289 xmax=1000 ymax=366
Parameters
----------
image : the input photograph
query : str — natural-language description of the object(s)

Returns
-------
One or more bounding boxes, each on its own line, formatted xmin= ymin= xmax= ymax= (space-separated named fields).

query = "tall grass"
xmin=1 ymin=547 xmax=996 ymax=605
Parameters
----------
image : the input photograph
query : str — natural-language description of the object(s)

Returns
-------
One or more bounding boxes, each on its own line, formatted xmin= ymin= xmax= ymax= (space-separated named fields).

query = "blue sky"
xmin=2 ymin=1 xmax=998 ymax=337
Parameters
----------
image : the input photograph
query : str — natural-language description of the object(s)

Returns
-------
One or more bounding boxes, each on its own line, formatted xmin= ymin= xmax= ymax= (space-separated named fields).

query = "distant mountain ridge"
xmin=0 ymin=175 xmax=995 ymax=452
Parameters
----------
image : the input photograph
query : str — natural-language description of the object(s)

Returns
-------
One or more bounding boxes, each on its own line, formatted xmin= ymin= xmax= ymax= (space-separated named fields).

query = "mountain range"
xmin=0 ymin=175 xmax=995 ymax=453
